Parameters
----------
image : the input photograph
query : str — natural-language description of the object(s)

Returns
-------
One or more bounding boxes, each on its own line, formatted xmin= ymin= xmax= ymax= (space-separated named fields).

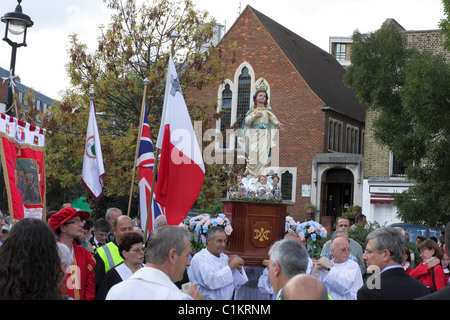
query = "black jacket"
xmin=357 ymin=266 xmax=430 ymax=300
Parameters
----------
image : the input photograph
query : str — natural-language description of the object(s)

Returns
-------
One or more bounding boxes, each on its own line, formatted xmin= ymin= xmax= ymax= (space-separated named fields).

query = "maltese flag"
xmin=155 ymin=54 xmax=205 ymax=226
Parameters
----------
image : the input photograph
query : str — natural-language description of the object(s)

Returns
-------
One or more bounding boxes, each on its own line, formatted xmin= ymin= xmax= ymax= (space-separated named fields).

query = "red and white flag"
xmin=155 ymin=54 xmax=205 ymax=226
xmin=0 ymin=114 xmax=46 ymax=220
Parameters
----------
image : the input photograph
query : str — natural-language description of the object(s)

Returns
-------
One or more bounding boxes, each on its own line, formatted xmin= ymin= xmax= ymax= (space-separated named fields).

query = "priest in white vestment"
xmin=312 ymin=237 xmax=363 ymax=300
xmin=188 ymin=226 xmax=248 ymax=300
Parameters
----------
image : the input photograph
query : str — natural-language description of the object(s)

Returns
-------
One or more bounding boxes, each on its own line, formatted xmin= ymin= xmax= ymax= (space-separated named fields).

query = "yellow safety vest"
xmin=96 ymin=242 xmax=123 ymax=273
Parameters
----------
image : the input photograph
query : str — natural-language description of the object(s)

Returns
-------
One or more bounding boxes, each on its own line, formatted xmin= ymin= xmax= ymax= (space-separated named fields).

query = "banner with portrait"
xmin=0 ymin=114 xmax=45 ymax=221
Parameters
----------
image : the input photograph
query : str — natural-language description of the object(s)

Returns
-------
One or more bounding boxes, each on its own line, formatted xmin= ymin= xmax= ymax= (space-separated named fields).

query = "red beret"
xmin=48 ymin=207 xmax=90 ymax=231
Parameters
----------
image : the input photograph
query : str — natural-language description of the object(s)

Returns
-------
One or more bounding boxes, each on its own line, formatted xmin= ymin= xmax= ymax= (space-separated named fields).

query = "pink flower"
xmin=225 ymin=226 xmax=233 ymax=235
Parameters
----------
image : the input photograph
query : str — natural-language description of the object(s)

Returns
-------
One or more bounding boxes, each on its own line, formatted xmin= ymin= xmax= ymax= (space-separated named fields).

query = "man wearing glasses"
xmin=312 ymin=237 xmax=363 ymax=300
xmin=357 ymin=227 xmax=429 ymax=300
xmin=49 ymin=207 xmax=96 ymax=300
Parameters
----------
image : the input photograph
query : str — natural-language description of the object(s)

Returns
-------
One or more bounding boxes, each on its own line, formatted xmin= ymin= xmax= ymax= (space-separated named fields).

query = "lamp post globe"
xmin=1 ymin=0 xmax=33 ymax=116
xmin=2 ymin=0 xmax=34 ymax=47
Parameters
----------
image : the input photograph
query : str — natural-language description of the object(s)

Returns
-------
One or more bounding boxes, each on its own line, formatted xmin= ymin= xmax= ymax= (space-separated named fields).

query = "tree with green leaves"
xmin=345 ymin=8 xmax=450 ymax=227
xmin=40 ymin=0 xmax=232 ymax=217
xmin=440 ymin=0 xmax=450 ymax=49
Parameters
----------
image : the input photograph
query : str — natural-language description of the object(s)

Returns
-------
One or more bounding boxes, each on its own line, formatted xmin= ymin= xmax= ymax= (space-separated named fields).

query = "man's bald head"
xmin=281 ymin=274 xmax=328 ymax=300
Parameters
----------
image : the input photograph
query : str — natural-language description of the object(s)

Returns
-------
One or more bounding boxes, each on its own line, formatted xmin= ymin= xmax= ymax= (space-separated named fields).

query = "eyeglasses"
xmin=335 ymin=247 xmax=351 ymax=253
xmin=129 ymin=247 xmax=145 ymax=253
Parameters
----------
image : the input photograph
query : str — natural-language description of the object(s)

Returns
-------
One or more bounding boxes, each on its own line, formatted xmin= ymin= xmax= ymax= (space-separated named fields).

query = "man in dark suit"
xmin=417 ymin=222 xmax=450 ymax=300
xmin=357 ymin=227 xmax=429 ymax=300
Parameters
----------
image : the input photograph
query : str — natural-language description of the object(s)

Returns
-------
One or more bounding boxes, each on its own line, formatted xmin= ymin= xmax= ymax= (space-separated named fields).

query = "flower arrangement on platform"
xmin=285 ymin=216 xmax=328 ymax=258
xmin=229 ymin=175 xmax=283 ymax=202
xmin=228 ymin=183 xmax=282 ymax=202
xmin=185 ymin=213 xmax=233 ymax=252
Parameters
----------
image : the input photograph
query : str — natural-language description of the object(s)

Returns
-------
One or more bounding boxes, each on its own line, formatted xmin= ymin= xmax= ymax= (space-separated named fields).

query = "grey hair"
xmin=145 ymin=225 xmax=190 ymax=265
xmin=106 ymin=208 xmax=122 ymax=220
xmin=57 ymin=242 xmax=71 ymax=273
xmin=284 ymin=232 xmax=300 ymax=240
xmin=269 ymin=239 xmax=309 ymax=278
xmin=331 ymin=229 xmax=348 ymax=240
xmin=366 ymin=227 xmax=405 ymax=264
xmin=206 ymin=226 xmax=226 ymax=240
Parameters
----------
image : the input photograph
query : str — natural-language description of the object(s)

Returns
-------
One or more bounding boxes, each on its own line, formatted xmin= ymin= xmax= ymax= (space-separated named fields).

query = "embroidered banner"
xmin=0 ymin=114 xmax=46 ymax=221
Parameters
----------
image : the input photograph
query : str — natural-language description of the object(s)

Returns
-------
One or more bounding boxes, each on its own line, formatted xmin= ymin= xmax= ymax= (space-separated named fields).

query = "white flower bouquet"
xmin=285 ymin=216 xmax=328 ymax=258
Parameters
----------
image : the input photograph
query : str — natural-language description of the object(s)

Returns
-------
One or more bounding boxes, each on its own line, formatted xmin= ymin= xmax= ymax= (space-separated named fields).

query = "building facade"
xmin=329 ymin=19 xmax=449 ymax=226
xmin=0 ymin=66 xmax=54 ymax=115
xmin=188 ymin=6 xmax=366 ymax=222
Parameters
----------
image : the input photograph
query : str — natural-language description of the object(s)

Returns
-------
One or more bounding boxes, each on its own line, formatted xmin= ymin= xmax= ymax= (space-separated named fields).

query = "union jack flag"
xmin=137 ymin=105 xmax=165 ymax=235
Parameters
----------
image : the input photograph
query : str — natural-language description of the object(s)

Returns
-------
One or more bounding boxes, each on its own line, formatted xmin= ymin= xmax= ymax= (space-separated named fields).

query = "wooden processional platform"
xmin=222 ymin=200 xmax=287 ymax=267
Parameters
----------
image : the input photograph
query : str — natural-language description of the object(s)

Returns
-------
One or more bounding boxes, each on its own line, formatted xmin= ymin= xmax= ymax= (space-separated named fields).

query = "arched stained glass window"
xmin=281 ymin=171 xmax=293 ymax=201
xmin=236 ymin=67 xmax=251 ymax=129
xmin=220 ymin=84 xmax=232 ymax=148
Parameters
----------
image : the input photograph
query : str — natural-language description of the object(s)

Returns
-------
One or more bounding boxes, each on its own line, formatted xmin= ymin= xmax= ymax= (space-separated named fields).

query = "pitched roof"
xmin=0 ymin=66 xmax=54 ymax=105
xmin=248 ymin=6 xmax=366 ymax=122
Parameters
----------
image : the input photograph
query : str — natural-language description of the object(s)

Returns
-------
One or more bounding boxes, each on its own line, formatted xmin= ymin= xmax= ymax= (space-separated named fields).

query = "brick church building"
xmin=188 ymin=5 xmax=366 ymax=224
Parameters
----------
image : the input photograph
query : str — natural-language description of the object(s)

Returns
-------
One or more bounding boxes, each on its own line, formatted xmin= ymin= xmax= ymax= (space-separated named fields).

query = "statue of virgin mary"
xmin=239 ymin=79 xmax=285 ymax=178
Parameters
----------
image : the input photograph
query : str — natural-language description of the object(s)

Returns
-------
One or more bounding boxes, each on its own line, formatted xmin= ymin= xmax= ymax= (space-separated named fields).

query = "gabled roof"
xmin=248 ymin=6 xmax=366 ymax=122
xmin=0 ymin=66 xmax=54 ymax=106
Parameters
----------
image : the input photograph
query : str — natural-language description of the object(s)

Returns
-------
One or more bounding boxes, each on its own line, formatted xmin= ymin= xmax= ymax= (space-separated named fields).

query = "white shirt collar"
xmin=381 ymin=264 xmax=403 ymax=274
xmin=130 ymin=266 xmax=179 ymax=291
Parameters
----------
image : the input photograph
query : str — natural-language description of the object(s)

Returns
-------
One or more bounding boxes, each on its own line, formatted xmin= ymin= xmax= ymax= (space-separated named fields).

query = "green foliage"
xmin=40 ymin=0 xmax=231 ymax=215
xmin=192 ymin=200 xmax=223 ymax=215
xmin=440 ymin=0 xmax=450 ymax=50
xmin=345 ymin=20 xmax=450 ymax=227
xmin=343 ymin=205 xmax=361 ymax=220
xmin=348 ymin=221 xmax=382 ymax=250
xmin=67 ymin=0 xmax=226 ymax=137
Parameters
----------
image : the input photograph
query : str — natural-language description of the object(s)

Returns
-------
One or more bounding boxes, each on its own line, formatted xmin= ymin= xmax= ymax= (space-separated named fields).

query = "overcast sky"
xmin=0 ymin=0 xmax=446 ymax=100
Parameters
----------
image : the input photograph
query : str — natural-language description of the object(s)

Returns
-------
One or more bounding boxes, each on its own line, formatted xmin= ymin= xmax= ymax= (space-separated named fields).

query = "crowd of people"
xmin=275 ymin=217 xmax=450 ymax=300
xmin=0 ymin=204 xmax=449 ymax=300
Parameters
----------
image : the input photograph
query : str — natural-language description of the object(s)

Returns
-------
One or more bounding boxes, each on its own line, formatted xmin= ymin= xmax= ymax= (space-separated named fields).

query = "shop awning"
xmin=370 ymin=194 xmax=393 ymax=204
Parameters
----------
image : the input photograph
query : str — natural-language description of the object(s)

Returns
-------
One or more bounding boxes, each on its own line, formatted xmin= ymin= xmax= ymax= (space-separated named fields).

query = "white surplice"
xmin=188 ymin=248 xmax=249 ymax=300
xmin=319 ymin=259 xmax=363 ymax=300
xmin=106 ymin=267 xmax=192 ymax=300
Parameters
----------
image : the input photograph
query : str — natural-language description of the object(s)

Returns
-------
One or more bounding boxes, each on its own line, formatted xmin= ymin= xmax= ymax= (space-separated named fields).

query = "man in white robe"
xmin=106 ymin=225 xmax=203 ymax=300
xmin=188 ymin=226 xmax=248 ymax=300
xmin=312 ymin=237 xmax=363 ymax=300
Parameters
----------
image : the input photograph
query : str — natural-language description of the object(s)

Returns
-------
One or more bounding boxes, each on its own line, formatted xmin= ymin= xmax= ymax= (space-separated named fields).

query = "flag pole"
xmin=144 ymin=147 xmax=160 ymax=240
xmin=127 ymin=78 xmax=149 ymax=217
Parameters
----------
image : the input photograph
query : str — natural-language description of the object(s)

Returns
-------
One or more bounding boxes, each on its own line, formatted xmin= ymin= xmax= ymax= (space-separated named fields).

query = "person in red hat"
xmin=49 ymin=207 xmax=96 ymax=300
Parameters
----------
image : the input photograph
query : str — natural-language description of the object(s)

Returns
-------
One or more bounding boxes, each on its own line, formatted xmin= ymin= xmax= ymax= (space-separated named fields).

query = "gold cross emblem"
xmin=254 ymin=228 xmax=270 ymax=242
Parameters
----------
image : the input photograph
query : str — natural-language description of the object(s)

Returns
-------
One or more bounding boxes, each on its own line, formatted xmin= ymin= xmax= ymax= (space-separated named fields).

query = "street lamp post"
xmin=1 ymin=0 xmax=33 ymax=116
xmin=171 ymin=31 xmax=179 ymax=56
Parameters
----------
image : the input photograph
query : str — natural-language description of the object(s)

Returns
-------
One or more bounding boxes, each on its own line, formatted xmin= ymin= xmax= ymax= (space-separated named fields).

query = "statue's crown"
xmin=255 ymin=79 xmax=268 ymax=92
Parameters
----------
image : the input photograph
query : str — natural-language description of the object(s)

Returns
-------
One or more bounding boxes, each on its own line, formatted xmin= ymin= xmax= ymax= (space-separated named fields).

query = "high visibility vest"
xmin=96 ymin=242 xmax=123 ymax=273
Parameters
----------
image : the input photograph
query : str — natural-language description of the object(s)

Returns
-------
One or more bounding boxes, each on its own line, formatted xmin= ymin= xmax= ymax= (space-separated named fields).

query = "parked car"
xmin=388 ymin=223 xmax=443 ymax=244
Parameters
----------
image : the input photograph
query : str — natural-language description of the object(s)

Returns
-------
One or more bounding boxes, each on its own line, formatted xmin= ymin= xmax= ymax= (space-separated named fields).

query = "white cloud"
xmin=0 ymin=0 xmax=446 ymax=100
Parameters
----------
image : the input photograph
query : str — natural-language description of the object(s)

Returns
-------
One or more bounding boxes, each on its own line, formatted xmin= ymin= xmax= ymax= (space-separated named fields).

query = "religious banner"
xmin=0 ymin=114 xmax=46 ymax=221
